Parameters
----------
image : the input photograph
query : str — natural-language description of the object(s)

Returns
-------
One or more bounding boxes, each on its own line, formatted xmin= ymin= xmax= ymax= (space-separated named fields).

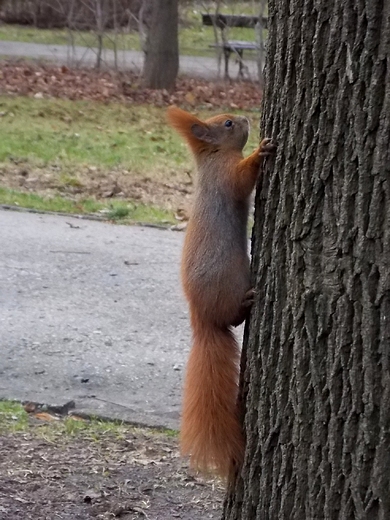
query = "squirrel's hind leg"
xmin=231 ymin=288 xmax=256 ymax=327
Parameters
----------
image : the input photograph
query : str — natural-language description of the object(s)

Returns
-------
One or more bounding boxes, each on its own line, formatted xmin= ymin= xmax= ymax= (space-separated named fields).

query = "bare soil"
xmin=0 ymin=419 xmax=224 ymax=520
xmin=0 ymin=162 xmax=193 ymax=216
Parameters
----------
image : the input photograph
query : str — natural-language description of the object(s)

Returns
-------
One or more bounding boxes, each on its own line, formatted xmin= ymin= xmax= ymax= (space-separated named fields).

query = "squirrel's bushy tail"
xmin=181 ymin=316 xmax=244 ymax=478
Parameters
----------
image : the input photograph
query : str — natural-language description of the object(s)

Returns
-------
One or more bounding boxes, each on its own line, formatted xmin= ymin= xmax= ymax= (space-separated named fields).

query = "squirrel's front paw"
xmin=258 ymin=138 xmax=277 ymax=157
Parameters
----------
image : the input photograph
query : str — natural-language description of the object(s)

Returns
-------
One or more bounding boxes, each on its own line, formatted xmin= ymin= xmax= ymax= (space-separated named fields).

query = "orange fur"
xmin=166 ymin=106 xmax=209 ymax=155
xmin=231 ymin=150 xmax=263 ymax=199
xmin=181 ymin=312 xmax=244 ymax=478
xmin=167 ymin=106 xmax=274 ymax=480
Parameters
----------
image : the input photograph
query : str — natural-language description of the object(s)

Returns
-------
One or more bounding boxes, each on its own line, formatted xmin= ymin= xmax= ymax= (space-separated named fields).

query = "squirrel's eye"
xmin=224 ymin=119 xmax=233 ymax=128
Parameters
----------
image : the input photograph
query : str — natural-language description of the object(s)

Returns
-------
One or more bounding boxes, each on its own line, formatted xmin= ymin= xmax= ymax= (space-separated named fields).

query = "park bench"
xmin=201 ymin=13 xmax=268 ymax=78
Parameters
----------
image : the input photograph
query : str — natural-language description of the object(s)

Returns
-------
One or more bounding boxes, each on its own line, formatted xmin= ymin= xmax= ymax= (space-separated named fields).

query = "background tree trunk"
xmin=224 ymin=0 xmax=390 ymax=519
xmin=142 ymin=0 xmax=178 ymax=90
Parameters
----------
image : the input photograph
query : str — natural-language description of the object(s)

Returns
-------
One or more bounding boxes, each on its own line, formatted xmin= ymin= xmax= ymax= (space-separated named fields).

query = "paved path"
xmin=0 ymin=208 xmax=190 ymax=429
xmin=0 ymin=40 xmax=258 ymax=80
xmin=0 ymin=40 xmax=254 ymax=430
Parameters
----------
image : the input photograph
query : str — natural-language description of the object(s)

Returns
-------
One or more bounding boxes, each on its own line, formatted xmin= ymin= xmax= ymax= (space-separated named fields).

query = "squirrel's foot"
xmin=242 ymin=288 xmax=256 ymax=307
xmin=258 ymin=138 xmax=277 ymax=158
xmin=231 ymin=288 xmax=256 ymax=327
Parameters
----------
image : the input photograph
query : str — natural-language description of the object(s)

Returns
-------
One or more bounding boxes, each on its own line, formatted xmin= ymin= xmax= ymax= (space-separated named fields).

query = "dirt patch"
xmin=0 ymin=421 xmax=224 ymax=519
xmin=0 ymin=162 xmax=193 ymax=215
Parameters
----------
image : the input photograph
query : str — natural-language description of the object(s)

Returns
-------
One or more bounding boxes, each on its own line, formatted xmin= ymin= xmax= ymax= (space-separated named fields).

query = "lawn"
xmin=0 ymin=96 xmax=189 ymax=223
xmin=0 ymin=94 xmax=260 ymax=224
xmin=0 ymin=96 xmax=186 ymax=170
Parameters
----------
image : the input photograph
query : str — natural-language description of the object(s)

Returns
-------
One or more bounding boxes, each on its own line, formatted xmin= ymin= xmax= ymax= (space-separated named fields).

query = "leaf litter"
xmin=0 ymin=412 xmax=224 ymax=519
xmin=0 ymin=60 xmax=262 ymax=109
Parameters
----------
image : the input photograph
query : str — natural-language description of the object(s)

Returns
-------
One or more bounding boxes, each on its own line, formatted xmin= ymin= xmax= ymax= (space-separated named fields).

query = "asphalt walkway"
xmin=0 ymin=40 xmax=258 ymax=80
xmin=0 ymin=208 xmax=190 ymax=429
xmin=0 ymin=39 xmax=253 ymax=429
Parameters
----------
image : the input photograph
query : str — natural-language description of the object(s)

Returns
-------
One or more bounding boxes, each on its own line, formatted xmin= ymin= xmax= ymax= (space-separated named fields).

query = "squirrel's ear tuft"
xmin=167 ymin=106 xmax=212 ymax=153
xmin=166 ymin=106 xmax=199 ymax=131
xmin=191 ymin=124 xmax=216 ymax=144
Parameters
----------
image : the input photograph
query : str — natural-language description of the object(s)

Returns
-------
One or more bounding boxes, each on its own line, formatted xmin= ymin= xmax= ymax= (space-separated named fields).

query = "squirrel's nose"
xmin=237 ymin=116 xmax=250 ymax=132
xmin=237 ymin=116 xmax=249 ymax=124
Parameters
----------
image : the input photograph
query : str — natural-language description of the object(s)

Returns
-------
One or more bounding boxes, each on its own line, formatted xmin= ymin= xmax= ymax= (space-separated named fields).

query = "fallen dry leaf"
xmin=34 ymin=412 xmax=60 ymax=422
xmin=0 ymin=60 xmax=263 ymax=110
xmin=23 ymin=402 xmax=37 ymax=414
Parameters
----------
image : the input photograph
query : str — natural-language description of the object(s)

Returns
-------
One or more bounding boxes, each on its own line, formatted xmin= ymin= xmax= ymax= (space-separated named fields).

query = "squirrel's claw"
xmin=258 ymin=138 xmax=277 ymax=157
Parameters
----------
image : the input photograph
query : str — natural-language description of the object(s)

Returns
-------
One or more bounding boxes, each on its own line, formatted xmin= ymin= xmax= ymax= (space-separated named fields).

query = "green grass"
xmin=0 ymin=400 xmax=179 ymax=440
xmin=0 ymin=96 xmax=192 ymax=223
xmin=0 ymin=187 xmax=103 ymax=213
xmin=104 ymin=202 xmax=174 ymax=224
xmin=0 ymin=95 xmax=259 ymax=223
xmin=0 ymin=188 xmax=175 ymax=224
xmin=0 ymin=24 xmax=257 ymax=58
xmin=0 ymin=2 xmax=261 ymax=58
xmin=0 ymin=96 xmax=258 ymax=169
xmin=0 ymin=401 xmax=30 ymax=432
xmin=0 ymin=97 xmax=187 ymax=170
xmin=0 ymin=24 xmax=140 ymax=51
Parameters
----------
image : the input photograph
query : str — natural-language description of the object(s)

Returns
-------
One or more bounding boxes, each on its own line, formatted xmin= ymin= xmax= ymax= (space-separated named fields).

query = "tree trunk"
xmin=142 ymin=0 xmax=178 ymax=90
xmin=224 ymin=0 xmax=390 ymax=519
xmin=256 ymin=0 xmax=267 ymax=88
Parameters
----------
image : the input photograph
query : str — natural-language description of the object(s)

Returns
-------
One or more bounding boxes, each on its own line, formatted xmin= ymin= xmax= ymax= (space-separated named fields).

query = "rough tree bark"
xmin=223 ymin=0 xmax=390 ymax=519
xmin=142 ymin=0 xmax=179 ymax=90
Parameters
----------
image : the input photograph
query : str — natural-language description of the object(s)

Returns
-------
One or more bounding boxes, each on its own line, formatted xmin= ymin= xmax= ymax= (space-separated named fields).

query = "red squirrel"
xmin=167 ymin=106 xmax=275 ymax=478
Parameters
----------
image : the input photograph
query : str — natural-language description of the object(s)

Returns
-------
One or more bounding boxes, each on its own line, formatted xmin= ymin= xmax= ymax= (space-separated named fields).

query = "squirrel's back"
xmin=182 ymin=179 xmax=250 ymax=326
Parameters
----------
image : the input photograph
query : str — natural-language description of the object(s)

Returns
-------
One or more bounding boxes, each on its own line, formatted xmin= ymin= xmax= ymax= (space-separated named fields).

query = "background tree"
xmin=142 ymin=0 xmax=179 ymax=90
xmin=224 ymin=0 xmax=390 ymax=518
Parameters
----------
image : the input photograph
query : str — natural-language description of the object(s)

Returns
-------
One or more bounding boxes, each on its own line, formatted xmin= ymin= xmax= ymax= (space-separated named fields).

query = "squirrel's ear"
xmin=191 ymin=124 xmax=216 ymax=144
xmin=167 ymin=106 xmax=214 ymax=153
